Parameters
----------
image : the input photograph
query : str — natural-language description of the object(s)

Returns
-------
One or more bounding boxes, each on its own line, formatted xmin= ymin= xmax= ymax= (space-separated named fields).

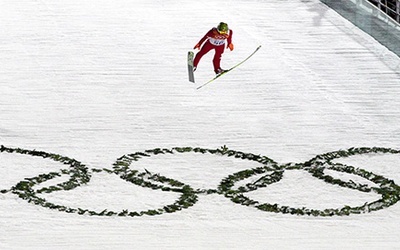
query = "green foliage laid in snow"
xmin=1 ymin=145 xmax=399 ymax=217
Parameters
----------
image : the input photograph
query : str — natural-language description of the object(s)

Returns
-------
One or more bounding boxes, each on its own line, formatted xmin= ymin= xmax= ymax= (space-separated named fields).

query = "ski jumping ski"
xmin=188 ymin=51 xmax=195 ymax=83
xmin=196 ymin=45 xmax=261 ymax=90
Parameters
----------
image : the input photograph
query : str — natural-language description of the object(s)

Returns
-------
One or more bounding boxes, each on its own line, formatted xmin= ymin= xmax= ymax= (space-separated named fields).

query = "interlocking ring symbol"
xmin=1 ymin=145 xmax=399 ymax=217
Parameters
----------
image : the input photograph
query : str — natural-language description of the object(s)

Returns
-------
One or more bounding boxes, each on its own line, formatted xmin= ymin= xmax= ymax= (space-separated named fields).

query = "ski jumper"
xmin=193 ymin=27 xmax=233 ymax=73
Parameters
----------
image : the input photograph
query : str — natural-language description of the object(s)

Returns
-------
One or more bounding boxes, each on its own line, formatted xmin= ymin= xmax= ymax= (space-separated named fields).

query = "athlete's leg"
xmin=213 ymin=45 xmax=225 ymax=73
xmin=193 ymin=41 xmax=214 ymax=68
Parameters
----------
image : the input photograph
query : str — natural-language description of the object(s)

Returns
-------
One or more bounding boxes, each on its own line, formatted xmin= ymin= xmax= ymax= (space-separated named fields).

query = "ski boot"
xmin=215 ymin=68 xmax=227 ymax=75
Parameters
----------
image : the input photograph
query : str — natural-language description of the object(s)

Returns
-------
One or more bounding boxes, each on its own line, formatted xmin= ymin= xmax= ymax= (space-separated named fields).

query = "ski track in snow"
xmin=1 ymin=0 xmax=400 ymax=249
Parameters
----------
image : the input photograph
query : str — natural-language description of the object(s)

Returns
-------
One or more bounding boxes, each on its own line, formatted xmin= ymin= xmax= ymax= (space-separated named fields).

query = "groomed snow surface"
xmin=1 ymin=0 xmax=400 ymax=249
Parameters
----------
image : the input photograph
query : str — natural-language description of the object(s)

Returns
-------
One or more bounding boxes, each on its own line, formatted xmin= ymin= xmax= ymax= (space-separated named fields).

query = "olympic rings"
xmin=1 ymin=145 xmax=399 ymax=217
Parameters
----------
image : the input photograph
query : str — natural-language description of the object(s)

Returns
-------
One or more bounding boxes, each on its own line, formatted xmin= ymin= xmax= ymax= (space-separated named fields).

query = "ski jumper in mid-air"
xmin=193 ymin=22 xmax=234 ymax=75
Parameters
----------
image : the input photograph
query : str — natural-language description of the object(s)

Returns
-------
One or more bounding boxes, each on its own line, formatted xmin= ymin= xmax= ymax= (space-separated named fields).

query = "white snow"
xmin=1 ymin=0 xmax=400 ymax=249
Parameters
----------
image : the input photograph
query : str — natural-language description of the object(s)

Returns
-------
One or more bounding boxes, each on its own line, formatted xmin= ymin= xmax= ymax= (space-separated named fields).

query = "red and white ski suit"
xmin=193 ymin=27 xmax=233 ymax=73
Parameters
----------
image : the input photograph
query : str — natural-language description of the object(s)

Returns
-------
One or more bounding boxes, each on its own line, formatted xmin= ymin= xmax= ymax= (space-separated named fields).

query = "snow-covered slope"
xmin=1 ymin=0 xmax=400 ymax=249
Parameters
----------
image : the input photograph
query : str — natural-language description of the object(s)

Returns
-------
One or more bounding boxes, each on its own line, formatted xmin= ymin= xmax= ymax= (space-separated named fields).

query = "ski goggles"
xmin=218 ymin=29 xmax=228 ymax=34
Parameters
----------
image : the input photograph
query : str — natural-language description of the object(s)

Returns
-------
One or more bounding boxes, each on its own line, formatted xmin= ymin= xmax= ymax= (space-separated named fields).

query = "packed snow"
xmin=1 ymin=0 xmax=400 ymax=249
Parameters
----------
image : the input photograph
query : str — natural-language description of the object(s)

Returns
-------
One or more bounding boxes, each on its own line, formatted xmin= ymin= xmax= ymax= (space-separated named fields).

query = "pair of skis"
xmin=188 ymin=45 xmax=261 ymax=90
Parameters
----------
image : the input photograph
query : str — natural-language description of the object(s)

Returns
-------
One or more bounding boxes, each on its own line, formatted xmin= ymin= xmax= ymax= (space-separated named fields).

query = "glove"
xmin=194 ymin=43 xmax=201 ymax=50
xmin=227 ymin=43 xmax=234 ymax=51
